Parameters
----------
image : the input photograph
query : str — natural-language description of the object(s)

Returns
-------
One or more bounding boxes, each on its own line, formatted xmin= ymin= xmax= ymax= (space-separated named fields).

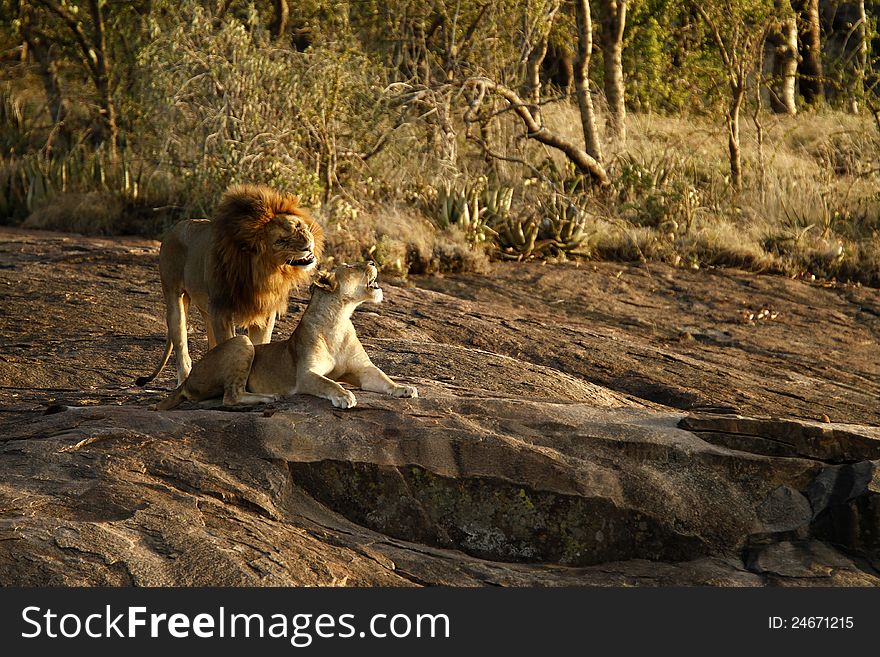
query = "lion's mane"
xmin=211 ymin=184 xmax=324 ymax=327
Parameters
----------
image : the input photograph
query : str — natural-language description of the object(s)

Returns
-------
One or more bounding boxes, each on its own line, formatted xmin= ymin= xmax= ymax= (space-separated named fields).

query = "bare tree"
xmin=765 ymin=0 xmax=798 ymax=114
xmin=694 ymin=2 xmax=775 ymax=192
xmin=793 ymin=0 xmax=824 ymax=105
xmin=523 ymin=0 xmax=562 ymax=122
xmin=84 ymin=0 xmax=116 ymax=156
xmin=573 ymin=0 xmax=603 ymax=162
xmin=21 ymin=0 xmax=120 ymax=157
xmin=597 ymin=0 xmax=627 ymax=141
xmin=14 ymin=3 xmax=65 ymax=128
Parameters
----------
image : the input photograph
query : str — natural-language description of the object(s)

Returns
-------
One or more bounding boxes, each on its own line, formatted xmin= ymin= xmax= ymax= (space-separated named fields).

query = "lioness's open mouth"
xmin=367 ymin=279 xmax=380 ymax=290
xmin=287 ymin=254 xmax=316 ymax=267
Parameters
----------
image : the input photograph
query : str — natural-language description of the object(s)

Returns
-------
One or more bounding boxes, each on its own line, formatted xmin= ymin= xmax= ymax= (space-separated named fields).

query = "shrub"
xmin=137 ymin=1 xmax=390 ymax=214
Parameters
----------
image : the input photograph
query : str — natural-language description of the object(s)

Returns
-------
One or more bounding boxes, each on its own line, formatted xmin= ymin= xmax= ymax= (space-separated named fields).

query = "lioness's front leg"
xmin=298 ymin=371 xmax=358 ymax=409
xmin=348 ymin=364 xmax=418 ymax=399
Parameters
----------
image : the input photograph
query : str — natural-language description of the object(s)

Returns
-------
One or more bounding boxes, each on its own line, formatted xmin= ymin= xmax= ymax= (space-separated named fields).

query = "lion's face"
xmin=315 ymin=262 xmax=383 ymax=304
xmin=266 ymin=214 xmax=319 ymax=271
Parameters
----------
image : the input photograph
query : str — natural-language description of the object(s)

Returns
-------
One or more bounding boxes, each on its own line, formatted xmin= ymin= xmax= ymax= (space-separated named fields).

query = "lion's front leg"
xmin=209 ymin=314 xmax=237 ymax=349
xmin=247 ymin=313 xmax=277 ymax=345
xmin=298 ymin=371 xmax=357 ymax=409
xmin=349 ymin=364 xmax=418 ymax=399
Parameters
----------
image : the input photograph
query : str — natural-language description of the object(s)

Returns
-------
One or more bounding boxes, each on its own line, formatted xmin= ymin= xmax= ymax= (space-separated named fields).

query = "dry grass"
xmin=321 ymin=205 xmax=490 ymax=276
xmin=535 ymin=103 xmax=880 ymax=284
xmin=24 ymin=192 xmax=126 ymax=234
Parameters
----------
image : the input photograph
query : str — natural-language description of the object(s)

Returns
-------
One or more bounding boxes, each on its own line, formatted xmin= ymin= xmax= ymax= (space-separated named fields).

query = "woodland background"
xmin=0 ymin=0 xmax=878 ymax=282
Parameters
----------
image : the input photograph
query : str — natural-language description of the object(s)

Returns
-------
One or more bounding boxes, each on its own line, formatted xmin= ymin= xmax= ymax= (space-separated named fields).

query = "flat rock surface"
xmin=1 ymin=227 xmax=879 ymax=586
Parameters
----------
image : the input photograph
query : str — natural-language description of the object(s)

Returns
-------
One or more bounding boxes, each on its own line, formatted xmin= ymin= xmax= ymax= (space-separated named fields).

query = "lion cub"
xmin=155 ymin=262 xmax=417 ymax=410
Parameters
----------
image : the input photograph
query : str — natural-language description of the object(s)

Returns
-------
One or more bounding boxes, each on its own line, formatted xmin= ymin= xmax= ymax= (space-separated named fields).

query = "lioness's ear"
xmin=310 ymin=270 xmax=337 ymax=293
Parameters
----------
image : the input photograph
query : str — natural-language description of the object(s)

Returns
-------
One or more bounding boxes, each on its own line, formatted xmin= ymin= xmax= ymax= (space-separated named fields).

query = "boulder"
xmin=1 ymin=228 xmax=879 ymax=586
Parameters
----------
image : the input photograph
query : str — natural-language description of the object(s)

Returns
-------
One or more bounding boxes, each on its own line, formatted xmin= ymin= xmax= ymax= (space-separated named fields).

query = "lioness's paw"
xmin=391 ymin=385 xmax=418 ymax=398
xmin=330 ymin=390 xmax=357 ymax=409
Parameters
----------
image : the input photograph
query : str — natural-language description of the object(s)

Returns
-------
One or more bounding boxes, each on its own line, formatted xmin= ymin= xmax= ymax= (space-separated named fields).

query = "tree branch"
xmin=32 ymin=0 xmax=100 ymax=79
xmin=694 ymin=5 xmax=732 ymax=70
xmin=463 ymin=77 xmax=609 ymax=185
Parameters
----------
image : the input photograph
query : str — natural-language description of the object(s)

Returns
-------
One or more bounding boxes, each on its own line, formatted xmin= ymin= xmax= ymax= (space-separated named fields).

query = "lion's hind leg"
xmin=137 ymin=291 xmax=188 ymax=387
xmin=170 ymin=291 xmax=193 ymax=385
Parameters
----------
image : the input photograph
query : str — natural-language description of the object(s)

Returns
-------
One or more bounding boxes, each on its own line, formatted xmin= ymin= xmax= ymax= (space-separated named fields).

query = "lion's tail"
xmin=136 ymin=336 xmax=174 ymax=387
xmin=154 ymin=384 xmax=186 ymax=411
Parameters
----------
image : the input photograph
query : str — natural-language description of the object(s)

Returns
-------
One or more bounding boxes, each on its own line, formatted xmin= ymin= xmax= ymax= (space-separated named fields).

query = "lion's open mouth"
xmin=287 ymin=254 xmax=316 ymax=267
xmin=367 ymin=279 xmax=380 ymax=290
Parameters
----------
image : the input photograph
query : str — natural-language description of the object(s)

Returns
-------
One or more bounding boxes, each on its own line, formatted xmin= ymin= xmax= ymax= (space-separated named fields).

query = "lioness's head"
xmin=312 ymin=262 xmax=382 ymax=304
xmin=266 ymin=214 xmax=319 ymax=271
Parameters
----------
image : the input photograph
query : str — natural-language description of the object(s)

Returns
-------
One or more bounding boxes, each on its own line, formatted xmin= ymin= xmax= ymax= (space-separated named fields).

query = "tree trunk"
xmin=727 ymin=81 xmax=745 ymax=192
xmin=17 ymin=4 xmax=67 ymax=150
xmin=29 ymin=0 xmax=119 ymax=155
xmin=271 ymin=0 xmax=289 ymax=40
xmin=794 ymin=0 xmax=824 ymax=105
xmin=87 ymin=0 xmax=118 ymax=158
xmin=599 ymin=0 xmax=627 ymax=141
xmin=767 ymin=0 xmax=798 ymax=114
xmin=525 ymin=34 xmax=550 ymax=121
xmin=573 ymin=0 xmax=603 ymax=162
xmin=850 ymin=0 xmax=867 ymax=113
xmin=523 ymin=1 xmax=560 ymax=124
xmin=25 ymin=36 xmax=71 ymax=154
xmin=421 ymin=90 xmax=456 ymax=164
xmin=23 ymin=37 xmax=64 ymax=125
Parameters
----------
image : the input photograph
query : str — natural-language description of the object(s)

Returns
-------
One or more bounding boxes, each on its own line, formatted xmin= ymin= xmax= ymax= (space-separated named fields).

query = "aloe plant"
xmin=434 ymin=181 xmax=503 ymax=247
xmin=481 ymin=184 xmax=513 ymax=224
xmin=536 ymin=193 xmax=591 ymax=257
xmin=493 ymin=216 xmax=540 ymax=260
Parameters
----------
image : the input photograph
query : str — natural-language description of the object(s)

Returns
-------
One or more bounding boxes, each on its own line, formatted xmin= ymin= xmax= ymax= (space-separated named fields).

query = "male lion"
xmin=155 ymin=262 xmax=418 ymax=410
xmin=137 ymin=184 xmax=324 ymax=386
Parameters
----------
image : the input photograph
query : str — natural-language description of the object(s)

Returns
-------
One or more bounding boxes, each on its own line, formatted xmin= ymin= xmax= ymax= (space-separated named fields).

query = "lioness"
xmin=155 ymin=262 xmax=418 ymax=410
xmin=137 ymin=184 xmax=324 ymax=386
